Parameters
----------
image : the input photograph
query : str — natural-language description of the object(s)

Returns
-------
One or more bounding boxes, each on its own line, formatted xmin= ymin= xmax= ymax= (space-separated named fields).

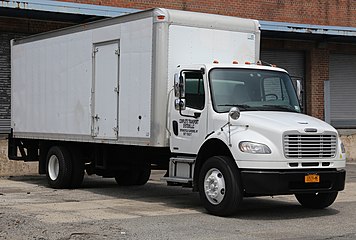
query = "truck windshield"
xmin=209 ymin=68 xmax=301 ymax=113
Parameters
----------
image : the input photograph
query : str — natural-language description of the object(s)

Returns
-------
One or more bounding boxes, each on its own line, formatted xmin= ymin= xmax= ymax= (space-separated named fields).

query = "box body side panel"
xmin=11 ymin=17 xmax=159 ymax=146
xmin=12 ymin=31 xmax=93 ymax=136
xmin=118 ymin=18 xmax=153 ymax=140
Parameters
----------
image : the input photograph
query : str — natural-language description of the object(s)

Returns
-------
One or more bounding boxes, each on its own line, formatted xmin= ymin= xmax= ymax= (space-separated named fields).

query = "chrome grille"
xmin=284 ymin=134 xmax=337 ymax=158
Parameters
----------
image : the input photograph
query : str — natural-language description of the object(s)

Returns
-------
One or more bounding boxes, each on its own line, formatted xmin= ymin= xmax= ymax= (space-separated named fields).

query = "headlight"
xmin=341 ymin=142 xmax=346 ymax=153
xmin=239 ymin=141 xmax=271 ymax=154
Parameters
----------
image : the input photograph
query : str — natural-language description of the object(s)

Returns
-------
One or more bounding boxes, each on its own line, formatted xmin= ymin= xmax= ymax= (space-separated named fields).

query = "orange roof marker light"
xmin=245 ymin=61 xmax=251 ymax=65
xmin=213 ymin=60 xmax=219 ymax=64
xmin=232 ymin=60 xmax=238 ymax=64
xmin=157 ymin=15 xmax=165 ymax=20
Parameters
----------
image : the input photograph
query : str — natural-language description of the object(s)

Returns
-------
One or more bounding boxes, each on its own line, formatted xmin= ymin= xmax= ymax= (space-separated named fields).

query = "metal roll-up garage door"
xmin=0 ymin=32 xmax=25 ymax=134
xmin=260 ymin=50 xmax=306 ymax=109
xmin=260 ymin=50 xmax=305 ymax=79
xmin=329 ymin=54 xmax=356 ymax=128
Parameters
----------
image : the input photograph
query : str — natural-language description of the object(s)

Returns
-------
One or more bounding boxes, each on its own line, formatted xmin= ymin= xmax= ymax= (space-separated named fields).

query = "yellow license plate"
xmin=305 ymin=174 xmax=320 ymax=183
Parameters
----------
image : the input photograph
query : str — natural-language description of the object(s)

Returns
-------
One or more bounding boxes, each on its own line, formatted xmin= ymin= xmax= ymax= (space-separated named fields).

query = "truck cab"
xmin=166 ymin=63 xmax=346 ymax=216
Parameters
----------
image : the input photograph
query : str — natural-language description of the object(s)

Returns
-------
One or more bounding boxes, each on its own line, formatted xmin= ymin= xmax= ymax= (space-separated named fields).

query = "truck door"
xmin=170 ymin=67 xmax=208 ymax=154
xmin=92 ymin=41 xmax=120 ymax=140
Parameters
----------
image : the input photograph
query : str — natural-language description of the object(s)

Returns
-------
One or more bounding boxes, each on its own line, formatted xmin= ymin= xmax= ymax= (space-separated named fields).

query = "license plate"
xmin=305 ymin=174 xmax=320 ymax=183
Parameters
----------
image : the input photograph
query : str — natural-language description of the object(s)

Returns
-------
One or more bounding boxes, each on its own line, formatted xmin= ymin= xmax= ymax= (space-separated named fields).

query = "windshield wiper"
xmin=218 ymin=104 xmax=251 ymax=110
xmin=262 ymin=105 xmax=298 ymax=112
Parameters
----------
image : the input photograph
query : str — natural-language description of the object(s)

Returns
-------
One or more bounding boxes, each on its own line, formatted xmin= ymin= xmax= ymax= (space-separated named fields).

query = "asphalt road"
xmin=0 ymin=163 xmax=356 ymax=240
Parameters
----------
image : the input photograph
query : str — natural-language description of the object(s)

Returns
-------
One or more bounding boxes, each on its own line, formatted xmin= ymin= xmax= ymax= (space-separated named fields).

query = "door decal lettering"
xmin=179 ymin=119 xmax=199 ymax=136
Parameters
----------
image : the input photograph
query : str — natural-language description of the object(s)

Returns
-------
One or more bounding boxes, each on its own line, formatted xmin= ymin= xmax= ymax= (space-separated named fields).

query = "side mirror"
xmin=296 ymin=79 xmax=303 ymax=103
xmin=179 ymin=74 xmax=185 ymax=98
xmin=291 ymin=76 xmax=304 ymax=109
xmin=174 ymin=73 xmax=179 ymax=97
xmin=229 ymin=107 xmax=240 ymax=120
xmin=174 ymin=72 xmax=186 ymax=110
xmin=174 ymin=73 xmax=186 ymax=98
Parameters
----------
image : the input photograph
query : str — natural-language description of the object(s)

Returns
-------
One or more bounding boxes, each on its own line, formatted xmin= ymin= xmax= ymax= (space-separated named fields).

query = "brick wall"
xmin=0 ymin=17 xmax=72 ymax=34
xmin=308 ymin=48 xmax=329 ymax=120
xmin=61 ymin=0 xmax=356 ymax=27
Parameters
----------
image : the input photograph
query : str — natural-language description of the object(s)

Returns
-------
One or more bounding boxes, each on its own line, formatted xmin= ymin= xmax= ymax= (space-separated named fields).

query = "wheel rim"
xmin=204 ymin=168 xmax=226 ymax=205
xmin=48 ymin=155 xmax=60 ymax=181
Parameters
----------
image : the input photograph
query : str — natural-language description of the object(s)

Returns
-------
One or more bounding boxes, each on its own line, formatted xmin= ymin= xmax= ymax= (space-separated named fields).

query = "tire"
xmin=46 ymin=146 xmax=73 ymax=189
xmin=115 ymin=166 xmax=151 ymax=186
xmin=198 ymin=156 xmax=242 ymax=217
xmin=69 ymin=150 xmax=85 ymax=189
xmin=295 ymin=192 xmax=338 ymax=209
xmin=136 ymin=166 xmax=151 ymax=186
xmin=114 ymin=170 xmax=140 ymax=186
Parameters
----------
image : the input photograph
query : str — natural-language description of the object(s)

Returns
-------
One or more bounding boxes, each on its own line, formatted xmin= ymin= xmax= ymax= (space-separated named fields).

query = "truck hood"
xmin=238 ymin=111 xmax=336 ymax=134
xmin=208 ymin=110 xmax=344 ymax=167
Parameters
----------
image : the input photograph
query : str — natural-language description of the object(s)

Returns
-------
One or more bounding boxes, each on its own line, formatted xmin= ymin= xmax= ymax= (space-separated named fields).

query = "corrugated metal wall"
xmin=329 ymin=54 xmax=356 ymax=128
xmin=0 ymin=32 xmax=25 ymax=134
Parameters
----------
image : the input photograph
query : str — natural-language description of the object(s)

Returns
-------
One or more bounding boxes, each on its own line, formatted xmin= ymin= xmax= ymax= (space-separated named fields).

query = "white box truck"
xmin=8 ymin=8 xmax=346 ymax=216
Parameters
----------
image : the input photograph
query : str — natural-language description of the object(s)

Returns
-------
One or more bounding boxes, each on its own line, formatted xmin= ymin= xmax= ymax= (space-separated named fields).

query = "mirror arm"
xmin=179 ymin=107 xmax=200 ymax=119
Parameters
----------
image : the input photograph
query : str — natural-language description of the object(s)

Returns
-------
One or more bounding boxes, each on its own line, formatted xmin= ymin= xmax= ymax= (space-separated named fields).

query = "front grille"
xmin=284 ymin=134 xmax=337 ymax=159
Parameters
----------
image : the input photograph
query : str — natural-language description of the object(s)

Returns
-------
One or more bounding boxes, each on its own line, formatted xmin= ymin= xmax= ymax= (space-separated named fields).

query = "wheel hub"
xmin=204 ymin=168 xmax=225 ymax=205
xmin=48 ymin=155 xmax=60 ymax=181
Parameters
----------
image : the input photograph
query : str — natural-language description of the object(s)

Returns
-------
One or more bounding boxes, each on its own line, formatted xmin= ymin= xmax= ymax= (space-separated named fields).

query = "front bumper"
xmin=240 ymin=169 xmax=346 ymax=196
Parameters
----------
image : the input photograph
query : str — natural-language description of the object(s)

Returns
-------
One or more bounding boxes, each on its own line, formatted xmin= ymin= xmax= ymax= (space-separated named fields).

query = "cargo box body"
xmin=11 ymin=8 xmax=260 ymax=147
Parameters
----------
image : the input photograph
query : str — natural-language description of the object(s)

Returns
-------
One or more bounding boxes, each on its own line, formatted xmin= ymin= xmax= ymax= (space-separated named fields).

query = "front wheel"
xmin=295 ymin=192 xmax=338 ymax=209
xmin=198 ymin=156 xmax=242 ymax=217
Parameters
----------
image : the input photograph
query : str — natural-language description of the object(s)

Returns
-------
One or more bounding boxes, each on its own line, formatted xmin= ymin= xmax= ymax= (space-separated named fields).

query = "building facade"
xmin=0 ymin=0 xmax=355 ymax=158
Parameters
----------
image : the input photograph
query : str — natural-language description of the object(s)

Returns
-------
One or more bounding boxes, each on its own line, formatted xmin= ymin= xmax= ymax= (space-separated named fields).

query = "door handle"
xmin=173 ymin=121 xmax=178 ymax=136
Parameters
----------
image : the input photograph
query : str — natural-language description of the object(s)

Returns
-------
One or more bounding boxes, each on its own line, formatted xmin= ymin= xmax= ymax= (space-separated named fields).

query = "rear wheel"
xmin=46 ymin=146 xmax=72 ymax=189
xmin=198 ymin=156 xmax=242 ymax=217
xmin=115 ymin=166 xmax=151 ymax=186
xmin=295 ymin=192 xmax=338 ymax=209
xmin=69 ymin=150 xmax=85 ymax=188
xmin=46 ymin=146 xmax=84 ymax=189
xmin=136 ymin=166 xmax=151 ymax=186
xmin=115 ymin=170 xmax=140 ymax=186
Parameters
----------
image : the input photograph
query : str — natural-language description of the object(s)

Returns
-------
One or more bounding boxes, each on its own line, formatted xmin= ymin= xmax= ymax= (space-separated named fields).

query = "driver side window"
xmin=184 ymin=72 xmax=205 ymax=110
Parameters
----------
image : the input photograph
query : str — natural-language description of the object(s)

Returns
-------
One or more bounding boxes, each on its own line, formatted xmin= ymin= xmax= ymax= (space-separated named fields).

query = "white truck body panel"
xmin=12 ymin=31 xmax=93 ymax=137
xmin=168 ymin=25 xmax=257 ymax=80
xmin=11 ymin=8 xmax=260 ymax=147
